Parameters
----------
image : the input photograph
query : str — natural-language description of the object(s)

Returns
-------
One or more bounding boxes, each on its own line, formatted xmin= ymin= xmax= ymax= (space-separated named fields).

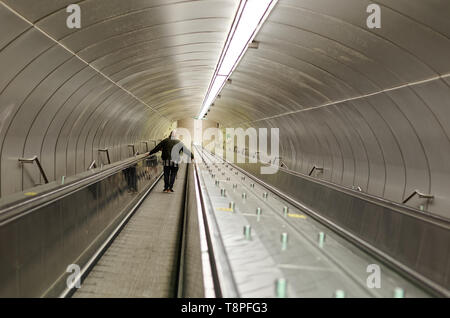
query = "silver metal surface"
xmin=0 ymin=154 xmax=163 ymax=297
xmin=227 ymin=153 xmax=450 ymax=296
xmin=0 ymin=0 xmax=449 ymax=297
xmin=196 ymin=147 xmax=432 ymax=297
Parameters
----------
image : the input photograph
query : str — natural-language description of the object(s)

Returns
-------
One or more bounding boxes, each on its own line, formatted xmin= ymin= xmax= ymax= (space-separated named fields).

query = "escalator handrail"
xmin=0 ymin=153 xmax=159 ymax=224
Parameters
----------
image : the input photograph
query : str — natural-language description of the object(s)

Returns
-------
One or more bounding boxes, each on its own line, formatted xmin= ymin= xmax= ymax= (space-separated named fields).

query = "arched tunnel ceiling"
xmin=3 ymin=0 xmax=449 ymax=128
xmin=2 ymin=0 xmax=240 ymax=121
xmin=0 ymin=0 xmax=240 ymax=196
xmin=208 ymin=0 xmax=450 ymax=125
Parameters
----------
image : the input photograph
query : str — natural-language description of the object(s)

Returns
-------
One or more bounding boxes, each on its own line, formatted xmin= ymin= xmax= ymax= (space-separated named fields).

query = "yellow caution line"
xmin=24 ymin=192 xmax=38 ymax=196
xmin=216 ymin=207 xmax=233 ymax=212
xmin=287 ymin=213 xmax=307 ymax=219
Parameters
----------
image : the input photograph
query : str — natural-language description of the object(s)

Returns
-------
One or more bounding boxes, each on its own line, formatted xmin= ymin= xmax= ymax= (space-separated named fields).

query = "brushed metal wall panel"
xmin=21 ymin=58 xmax=87 ymax=178
xmin=0 ymin=44 xmax=72 ymax=194
xmin=67 ymin=85 xmax=122 ymax=173
xmin=73 ymin=85 xmax=122 ymax=172
xmin=279 ymin=0 xmax=450 ymax=73
xmin=412 ymin=80 xmax=450 ymax=139
xmin=0 ymin=3 xmax=29 ymax=50
xmin=337 ymin=103 xmax=384 ymax=196
xmin=35 ymin=1 xmax=235 ymax=45
xmin=27 ymin=67 xmax=96 ymax=182
xmin=2 ymin=0 xmax=74 ymax=22
xmin=83 ymin=88 xmax=128 ymax=165
xmin=53 ymin=76 xmax=111 ymax=178
xmin=230 ymin=82 xmax=450 ymax=217
xmin=78 ymin=19 xmax=227 ymax=62
xmin=0 ymin=218 xmax=18 ymax=297
xmin=0 ymin=154 xmax=163 ymax=297
xmin=0 ymin=28 xmax=52 ymax=92
xmin=7 ymin=55 xmax=85 ymax=190
xmin=375 ymin=0 xmax=450 ymax=38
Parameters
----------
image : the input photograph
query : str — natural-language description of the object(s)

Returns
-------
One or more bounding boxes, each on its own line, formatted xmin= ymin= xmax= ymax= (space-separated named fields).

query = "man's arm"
xmin=149 ymin=140 xmax=163 ymax=155
xmin=178 ymin=142 xmax=194 ymax=160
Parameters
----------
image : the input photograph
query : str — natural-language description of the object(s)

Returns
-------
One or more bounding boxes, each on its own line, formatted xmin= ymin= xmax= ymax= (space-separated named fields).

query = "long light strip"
xmin=198 ymin=0 xmax=278 ymax=119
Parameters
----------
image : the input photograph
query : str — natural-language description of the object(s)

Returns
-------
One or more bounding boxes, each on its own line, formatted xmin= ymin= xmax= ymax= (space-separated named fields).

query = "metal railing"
xmin=403 ymin=190 xmax=434 ymax=204
xmin=141 ymin=141 xmax=149 ymax=153
xmin=128 ymin=144 xmax=136 ymax=156
xmin=98 ymin=148 xmax=111 ymax=165
xmin=18 ymin=156 xmax=49 ymax=184
xmin=308 ymin=165 xmax=324 ymax=176
xmin=88 ymin=160 xmax=97 ymax=170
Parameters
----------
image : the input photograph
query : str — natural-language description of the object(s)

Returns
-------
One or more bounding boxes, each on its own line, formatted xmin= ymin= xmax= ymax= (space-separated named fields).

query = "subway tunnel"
xmin=0 ymin=0 xmax=449 ymax=298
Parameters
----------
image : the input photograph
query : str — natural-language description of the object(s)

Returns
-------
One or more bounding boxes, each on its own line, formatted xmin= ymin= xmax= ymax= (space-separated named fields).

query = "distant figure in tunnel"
xmin=148 ymin=129 xmax=194 ymax=193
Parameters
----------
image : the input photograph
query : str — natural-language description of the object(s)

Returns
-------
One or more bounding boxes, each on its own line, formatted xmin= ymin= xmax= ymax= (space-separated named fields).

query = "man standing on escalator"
xmin=148 ymin=129 xmax=194 ymax=193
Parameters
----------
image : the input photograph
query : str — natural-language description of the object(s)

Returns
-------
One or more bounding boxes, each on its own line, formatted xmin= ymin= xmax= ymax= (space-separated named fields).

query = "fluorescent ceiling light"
xmin=198 ymin=0 xmax=277 ymax=119
xmin=203 ymin=76 xmax=227 ymax=111
xmin=218 ymin=0 xmax=272 ymax=76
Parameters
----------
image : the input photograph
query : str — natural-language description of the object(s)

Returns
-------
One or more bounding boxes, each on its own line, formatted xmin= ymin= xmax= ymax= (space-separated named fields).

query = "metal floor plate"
xmin=197 ymin=153 xmax=430 ymax=298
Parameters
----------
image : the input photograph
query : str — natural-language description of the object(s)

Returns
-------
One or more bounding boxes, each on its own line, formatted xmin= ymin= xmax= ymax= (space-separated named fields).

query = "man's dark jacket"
xmin=149 ymin=138 xmax=193 ymax=162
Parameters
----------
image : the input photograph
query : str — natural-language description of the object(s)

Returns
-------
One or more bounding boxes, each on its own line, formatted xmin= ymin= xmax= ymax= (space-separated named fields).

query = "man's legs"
xmin=130 ymin=165 xmax=137 ymax=192
xmin=169 ymin=166 xmax=179 ymax=190
xmin=163 ymin=165 xmax=171 ymax=191
xmin=124 ymin=167 xmax=137 ymax=193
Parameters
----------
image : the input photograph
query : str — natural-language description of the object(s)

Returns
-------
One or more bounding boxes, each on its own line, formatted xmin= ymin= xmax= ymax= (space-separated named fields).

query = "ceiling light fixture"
xmin=198 ymin=0 xmax=278 ymax=119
